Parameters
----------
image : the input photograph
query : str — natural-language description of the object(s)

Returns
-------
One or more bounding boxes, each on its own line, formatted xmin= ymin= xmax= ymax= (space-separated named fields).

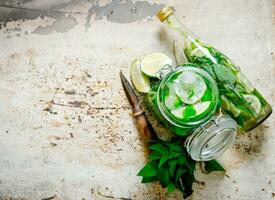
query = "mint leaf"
xmin=149 ymin=151 xmax=162 ymax=161
xmin=167 ymin=183 xmax=176 ymax=194
xmin=204 ymin=160 xmax=225 ymax=172
xmin=149 ymin=143 xmax=169 ymax=155
xmin=170 ymin=151 xmax=182 ymax=159
xmin=177 ymin=156 xmax=187 ymax=165
xmin=137 ymin=162 xmax=158 ymax=177
xmin=212 ymin=63 xmax=236 ymax=84
xmin=141 ymin=176 xmax=157 ymax=183
xmin=159 ymin=155 xmax=169 ymax=168
xmin=175 ymin=167 xmax=186 ymax=181
xmin=168 ymin=159 xmax=177 ymax=177
xmin=157 ymin=166 xmax=171 ymax=187
xmin=168 ymin=144 xmax=183 ymax=152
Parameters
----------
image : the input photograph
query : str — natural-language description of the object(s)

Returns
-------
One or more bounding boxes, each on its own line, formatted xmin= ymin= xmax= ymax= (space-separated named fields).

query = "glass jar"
xmin=147 ymin=64 xmax=237 ymax=161
xmin=157 ymin=7 xmax=272 ymax=133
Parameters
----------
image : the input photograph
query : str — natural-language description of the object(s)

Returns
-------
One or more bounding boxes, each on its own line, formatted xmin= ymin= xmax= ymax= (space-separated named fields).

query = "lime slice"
xmin=193 ymin=101 xmax=211 ymax=116
xmin=221 ymin=95 xmax=241 ymax=117
xmin=191 ymin=47 xmax=210 ymax=57
xmin=165 ymin=95 xmax=183 ymax=110
xmin=171 ymin=107 xmax=185 ymax=118
xmin=230 ymin=103 xmax=242 ymax=117
xmin=237 ymin=72 xmax=254 ymax=93
xmin=171 ymin=102 xmax=210 ymax=119
xmin=131 ymin=59 xmax=150 ymax=93
xmin=174 ymin=71 xmax=207 ymax=104
xmin=141 ymin=53 xmax=172 ymax=78
xmin=243 ymin=94 xmax=261 ymax=115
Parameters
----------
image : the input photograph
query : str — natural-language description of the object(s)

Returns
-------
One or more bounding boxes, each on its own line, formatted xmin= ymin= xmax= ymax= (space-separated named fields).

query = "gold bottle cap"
xmin=157 ymin=7 xmax=174 ymax=22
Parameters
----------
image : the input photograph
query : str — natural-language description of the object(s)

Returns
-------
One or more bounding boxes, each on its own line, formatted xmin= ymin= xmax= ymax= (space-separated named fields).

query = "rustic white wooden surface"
xmin=0 ymin=0 xmax=274 ymax=200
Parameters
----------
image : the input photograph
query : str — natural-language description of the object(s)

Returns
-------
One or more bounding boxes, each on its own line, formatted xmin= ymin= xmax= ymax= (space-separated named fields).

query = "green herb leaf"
xmin=204 ymin=160 xmax=226 ymax=172
xmin=175 ymin=167 xmax=186 ymax=181
xmin=177 ymin=156 xmax=187 ymax=165
xmin=149 ymin=151 xmax=162 ymax=161
xmin=157 ymin=166 xmax=171 ymax=187
xmin=167 ymin=183 xmax=176 ymax=194
xmin=149 ymin=143 xmax=169 ymax=155
xmin=137 ymin=161 xmax=158 ymax=177
xmin=212 ymin=63 xmax=236 ymax=84
xmin=168 ymin=159 xmax=177 ymax=177
xmin=167 ymin=144 xmax=183 ymax=152
xmin=159 ymin=155 xmax=169 ymax=168
xmin=141 ymin=176 xmax=157 ymax=183
xmin=170 ymin=151 xmax=183 ymax=159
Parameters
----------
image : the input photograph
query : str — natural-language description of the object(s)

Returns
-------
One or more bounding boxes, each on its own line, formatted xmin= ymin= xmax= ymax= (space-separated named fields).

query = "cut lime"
xmin=141 ymin=53 xmax=172 ymax=78
xmin=171 ymin=101 xmax=210 ymax=119
xmin=237 ymin=72 xmax=254 ymax=93
xmin=221 ymin=95 xmax=241 ymax=117
xmin=171 ymin=107 xmax=185 ymax=118
xmin=165 ymin=95 xmax=183 ymax=111
xmin=221 ymin=95 xmax=231 ymax=111
xmin=230 ymin=103 xmax=242 ymax=117
xmin=174 ymin=71 xmax=207 ymax=104
xmin=164 ymin=82 xmax=184 ymax=110
xmin=193 ymin=101 xmax=211 ymax=116
xmin=131 ymin=59 xmax=150 ymax=93
xmin=243 ymin=94 xmax=261 ymax=115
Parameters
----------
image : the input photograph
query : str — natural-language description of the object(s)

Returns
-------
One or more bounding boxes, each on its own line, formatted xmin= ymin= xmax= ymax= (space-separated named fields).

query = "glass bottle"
xmin=157 ymin=7 xmax=272 ymax=133
xmin=147 ymin=64 xmax=237 ymax=161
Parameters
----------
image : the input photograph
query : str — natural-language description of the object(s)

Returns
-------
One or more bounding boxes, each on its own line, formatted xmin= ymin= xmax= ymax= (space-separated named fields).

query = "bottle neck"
xmin=164 ymin=14 xmax=196 ymax=40
xmin=164 ymin=14 xmax=218 ymax=64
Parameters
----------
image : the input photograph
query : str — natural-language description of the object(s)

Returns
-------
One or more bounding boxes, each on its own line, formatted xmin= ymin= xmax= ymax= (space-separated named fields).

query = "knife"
xmin=119 ymin=71 xmax=157 ymax=143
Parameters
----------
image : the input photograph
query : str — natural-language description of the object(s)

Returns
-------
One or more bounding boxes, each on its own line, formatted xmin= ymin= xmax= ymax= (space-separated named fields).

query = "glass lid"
xmin=185 ymin=114 xmax=237 ymax=161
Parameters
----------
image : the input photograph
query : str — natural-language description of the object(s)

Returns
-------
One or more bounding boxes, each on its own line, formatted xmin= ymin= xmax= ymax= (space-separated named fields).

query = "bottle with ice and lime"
xmin=157 ymin=7 xmax=272 ymax=133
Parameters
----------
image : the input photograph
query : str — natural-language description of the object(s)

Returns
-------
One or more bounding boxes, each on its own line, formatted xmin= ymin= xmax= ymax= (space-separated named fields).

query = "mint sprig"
xmin=137 ymin=139 xmax=226 ymax=199
xmin=138 ymin=140 xmax=196 ymax=198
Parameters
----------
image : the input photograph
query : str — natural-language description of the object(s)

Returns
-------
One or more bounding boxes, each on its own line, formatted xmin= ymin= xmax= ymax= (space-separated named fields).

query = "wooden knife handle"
xmin=135 ymin=114 xmax=157 ymax=142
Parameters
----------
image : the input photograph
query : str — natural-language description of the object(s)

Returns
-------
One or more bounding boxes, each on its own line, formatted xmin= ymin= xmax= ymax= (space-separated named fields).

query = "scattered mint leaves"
xmin=204 ymin=160 xmax=226 ymax=172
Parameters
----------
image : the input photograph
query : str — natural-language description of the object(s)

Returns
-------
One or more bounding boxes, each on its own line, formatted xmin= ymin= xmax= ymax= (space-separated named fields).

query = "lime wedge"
xmin=131 ymin=59 xmax=150 ymax=93
xmin=243 ymin=94 xmax=261 ymax=115
xmin=171 ymin=107 xmax=185 ymax=118
xmin=141 ymin=53 xmax=172 ymax=78
xmin=174 ymin=71 xmax=207 ymax=104
xmin=193 ymin=101 xmax=211 ymax=116
xmin=237 ymin=72 xmax=254 ymax=93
